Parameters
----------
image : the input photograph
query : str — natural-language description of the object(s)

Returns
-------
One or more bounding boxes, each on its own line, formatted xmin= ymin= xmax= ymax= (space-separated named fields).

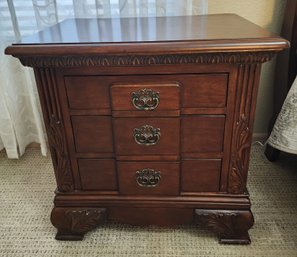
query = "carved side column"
xmin=51 ymin=208 xmax=106 ymax=240
xmin=34 ymin=68 xmax=106 ymax=240
xmin=194 ymin=62 xmax=267 ymax=244
xmin=228 ymin=64 xmax=262 ymax=194
xmin=34 ymin=68 xmax=74 ymax=192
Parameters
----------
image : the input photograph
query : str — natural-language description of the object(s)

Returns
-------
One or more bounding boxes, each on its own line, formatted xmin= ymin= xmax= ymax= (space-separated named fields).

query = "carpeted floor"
xmin=0 ymin=145 xmax=296 ymax=257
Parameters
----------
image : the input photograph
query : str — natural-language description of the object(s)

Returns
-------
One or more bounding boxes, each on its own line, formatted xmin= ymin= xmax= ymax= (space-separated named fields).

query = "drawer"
xmin=118 ymin=162 xmax=180 ymax=195
xmin=182 ymin=116 xmax=225 ymax=153
xmin=111 ymin=83 xmax=180 ymax=111
xmin=113 ymin=118 xmax=180 ymax=156
xmin=182 ymin=74 xmax=228 ymax=108
xmin=65 ymin=76 xmax=110 ymax=109
xmin=72 ymin=116 xmax=113 ymax=153
xmin=181 ymin=159 xmax=221 ymax=192
xmin=64 ymin=73 xmax=227 ymax=110
xmin=78 ymin=159 xmax=117 ymax=190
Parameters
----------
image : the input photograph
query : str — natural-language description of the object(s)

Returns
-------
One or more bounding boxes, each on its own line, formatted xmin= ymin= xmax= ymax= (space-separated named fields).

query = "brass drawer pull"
xmin=132 ymin=88 xmax=160 ymax=110
xmin=133 ymin=125 xmax=161 ymax=145
xmin=136 ymin=168 xmax=161 ymax=187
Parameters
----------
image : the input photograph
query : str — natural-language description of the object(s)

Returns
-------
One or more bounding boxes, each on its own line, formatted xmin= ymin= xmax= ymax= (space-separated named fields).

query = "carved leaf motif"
xmin=229 ymin=114 xmax=250 ymax=194
xmin=195 ymin=210 xmax=238 ymax=237
xmin=66 ymin=209 xmax=106 ymax=234
xmin=195 ymin=209 xmax=254 ymax=244
xmin=48 ymin=115 xmax=73 ymax=192
xmin=195 ymin=209 xmax=255 ymax=244
xmin=19 ymin=52 xmax=275 ymax=68
xmin=228 ymin=64 xmax=259 ymax=194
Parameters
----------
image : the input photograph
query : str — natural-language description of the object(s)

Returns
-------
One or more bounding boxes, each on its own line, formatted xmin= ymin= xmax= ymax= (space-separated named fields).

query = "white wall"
xmin=208 ymin=0 xmax=287 ymax=135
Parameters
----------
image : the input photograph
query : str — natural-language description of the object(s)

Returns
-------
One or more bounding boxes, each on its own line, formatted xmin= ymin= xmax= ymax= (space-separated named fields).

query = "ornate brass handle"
xmin=133 ymin=125 xmax=161 ymax=146
xmin=136 ymin=168 xmax=161 ymax=187
xmin=131 ymin=88 xmax=160 ymax=110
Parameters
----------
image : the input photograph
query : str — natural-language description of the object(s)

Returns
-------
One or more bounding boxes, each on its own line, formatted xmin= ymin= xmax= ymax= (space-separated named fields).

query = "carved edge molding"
xmin=35 ymin=68 xmax=74 ymax=192
xmin=228 ymin=64 xmax=260 ymax=194
xmin=51 ymin=208 xmax=106 ymax=240
xmin=19 ymin=52 xmax=275 ymax=67
xmin=194 ymin=209 xmax=254 ymax=244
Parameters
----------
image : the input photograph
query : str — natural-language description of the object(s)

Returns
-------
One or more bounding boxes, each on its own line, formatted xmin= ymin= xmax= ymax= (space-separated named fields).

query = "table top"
xmin=5 ymin=14 xmax=289 ymax=56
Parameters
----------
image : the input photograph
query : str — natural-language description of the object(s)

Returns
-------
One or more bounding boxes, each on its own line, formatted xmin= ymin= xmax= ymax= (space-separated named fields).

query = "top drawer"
xmin=64 ymin=74 xmax=228 ymax=110
xmin=111 ymin=83 xmax=180 ymax=111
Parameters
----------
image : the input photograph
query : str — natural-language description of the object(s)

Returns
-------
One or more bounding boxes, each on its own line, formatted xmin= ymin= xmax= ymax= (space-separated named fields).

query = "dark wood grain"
xmin=181 ymin=159 xmax=222 ymax=192
xmin=6 ymin=14 xmax=288 ymax=57
xmin=5 ymin=14 xmax=289 ymax=244
xmin=71 ymin=116 xmax=113 ymax=153
xmin=78 ymin=159 xmax=117 ymax=191
xmin=65 ymin=76 xmax=110 ymax=110
xmin=111 ymin=83 xmax=180 ymax=111
xmin=181 ymin=116 xmax=225 ymax=153
xmin=109 ymin=207 xmax=193 ymax=226
xmin=182 ymin=74 xmax=228 ymax=108
xmin=113 ymin=117 xmax=180 ymax=156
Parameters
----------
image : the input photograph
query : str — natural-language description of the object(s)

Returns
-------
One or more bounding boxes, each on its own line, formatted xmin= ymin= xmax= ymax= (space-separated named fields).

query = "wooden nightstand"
xmin=5 ymin=14 xmax=288 ymax=244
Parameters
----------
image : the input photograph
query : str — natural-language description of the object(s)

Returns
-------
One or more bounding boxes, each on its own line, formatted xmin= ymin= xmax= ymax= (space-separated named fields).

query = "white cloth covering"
xmin=268 ymin=76 xmax=297 ymax=154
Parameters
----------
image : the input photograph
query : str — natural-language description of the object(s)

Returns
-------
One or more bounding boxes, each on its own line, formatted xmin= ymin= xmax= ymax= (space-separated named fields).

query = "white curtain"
xmin=0 ymin=0 xmax=207 ymax=158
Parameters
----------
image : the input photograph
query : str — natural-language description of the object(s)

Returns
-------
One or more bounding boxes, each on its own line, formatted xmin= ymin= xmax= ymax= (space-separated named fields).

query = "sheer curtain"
xmin=0 ymin=0 xmax=207 ymax=158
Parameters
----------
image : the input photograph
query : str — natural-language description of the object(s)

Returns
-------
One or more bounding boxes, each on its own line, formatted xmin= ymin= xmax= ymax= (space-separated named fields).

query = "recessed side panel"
xmin=71 ymin=116 xmax=114 ymax=153
xmin=78 ymin=159 xmax=117 ymax=191
xmin=182 ymin=116 xmax=225 ymax=153
xmin=181 ymin=159 xmax=222 ymax=192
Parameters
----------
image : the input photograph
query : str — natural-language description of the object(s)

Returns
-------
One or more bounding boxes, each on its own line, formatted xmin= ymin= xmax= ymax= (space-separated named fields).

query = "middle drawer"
xmin=113 ymin=117 xmax=180 ymax=156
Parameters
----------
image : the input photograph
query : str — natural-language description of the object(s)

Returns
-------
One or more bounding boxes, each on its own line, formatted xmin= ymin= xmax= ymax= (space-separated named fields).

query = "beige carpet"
xmin=0 ymin=146 xmax=296 ymax=257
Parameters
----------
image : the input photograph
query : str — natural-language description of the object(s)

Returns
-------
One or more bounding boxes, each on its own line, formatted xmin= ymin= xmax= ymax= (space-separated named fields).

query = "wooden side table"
xmin=5 ymin=14 xmax=288 ymax=244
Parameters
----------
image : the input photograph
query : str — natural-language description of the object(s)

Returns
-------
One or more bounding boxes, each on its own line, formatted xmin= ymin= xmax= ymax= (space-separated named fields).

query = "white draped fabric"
xmin=268 ymin=76 xmax=297 ymax=154
xmin=0 ymin=0 xmax=207 ymax=158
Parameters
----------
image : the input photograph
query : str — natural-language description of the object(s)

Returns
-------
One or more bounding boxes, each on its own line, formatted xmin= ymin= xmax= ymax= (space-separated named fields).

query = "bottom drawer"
xmin=181 ymin=159 xmax=221 ymax=192
xmin=118 ymin=162 xmax=179 ymax=195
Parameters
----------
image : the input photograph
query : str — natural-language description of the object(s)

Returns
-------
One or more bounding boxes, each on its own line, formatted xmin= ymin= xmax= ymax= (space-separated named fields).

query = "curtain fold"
xmin=0 ymin=0 xmax=207 ymax=158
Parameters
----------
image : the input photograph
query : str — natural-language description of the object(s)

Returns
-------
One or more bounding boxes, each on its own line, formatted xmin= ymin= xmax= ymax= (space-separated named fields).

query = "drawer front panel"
xmin=182 ymin=74 xmax=228 ymax=108
xmin=64 ymin=73 xmax=227 ymax=111
xmin=114 ymin=118 xmax=180 ymax=155
xmin=118 ymin=162 xmax=179 ymax=195
xmin=182 ymin=116 xmax=225 ymax=153
xmin=181 ymin=159 xmax=221 ymax=192
xmin=72 ymin=116 xmax=113 ymax=153
xmin=111 ymin=83 xmax=180 ymax=111
xmin=65 ymin=76 xmax=110 ymax=109
xmin=78 ymin=159 xmax=117 ymax=190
